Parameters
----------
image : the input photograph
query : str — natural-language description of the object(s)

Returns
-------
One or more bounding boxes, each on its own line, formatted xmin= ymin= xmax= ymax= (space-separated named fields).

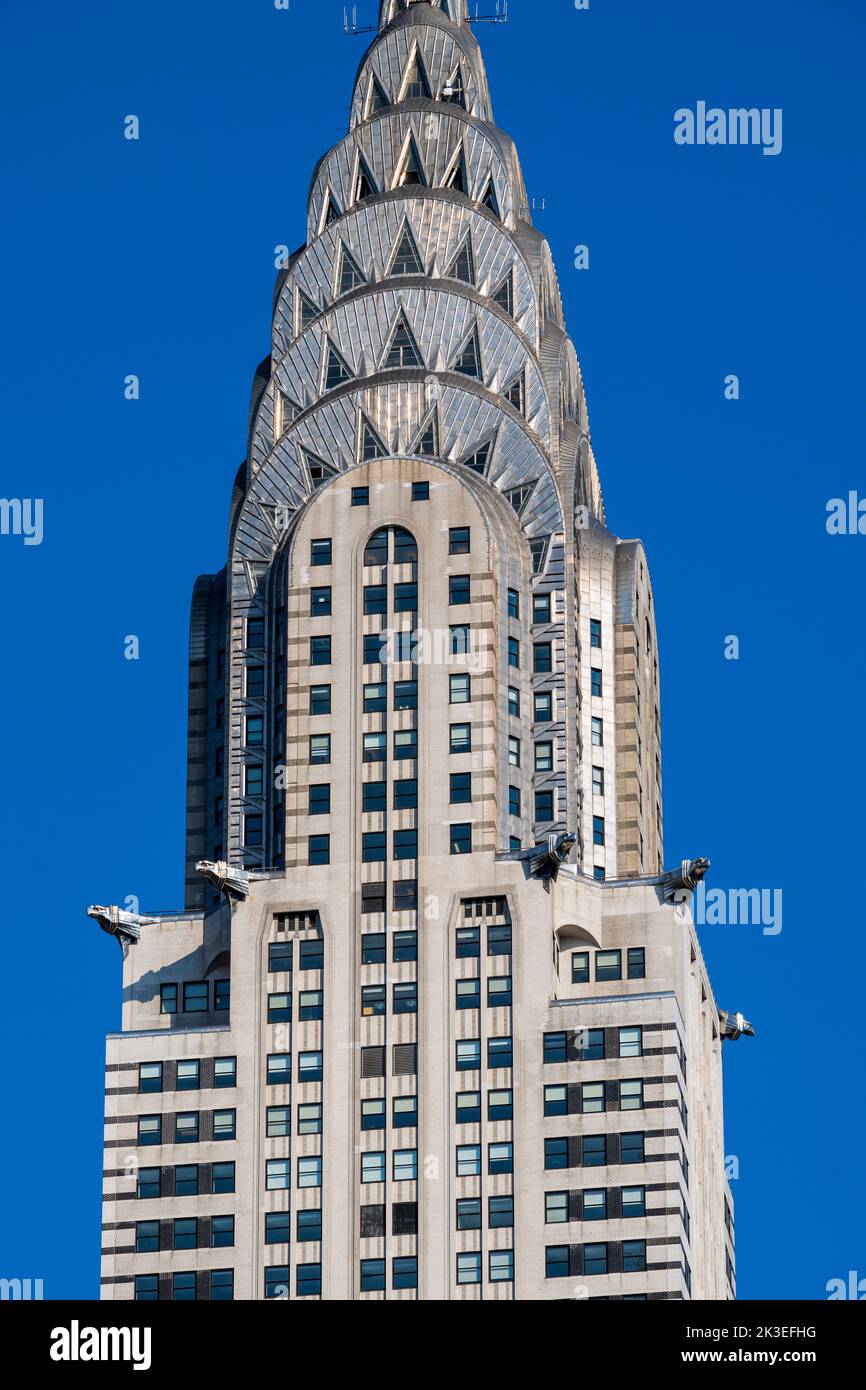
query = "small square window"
xmin=352 ymin=487 xmax=369 ymax=506
xmin=411 ymin=482 xmax=429 ymax=501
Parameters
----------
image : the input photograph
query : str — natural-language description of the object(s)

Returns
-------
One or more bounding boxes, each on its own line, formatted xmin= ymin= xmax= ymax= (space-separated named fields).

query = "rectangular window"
xmin=297 ymin=1209 xmax=322 ymax=1242
xmin=628 ymin=947 xmax=646 ymax=979
xmin=544 ymin=1137 xmax=569 ymax=1170
xmin=596 ymin=949 xmax=621 ymax=981
xmin=393 ymin=730 xmax=418 ymax=762
xmin=508 ymin=785 xmax=521 ymax=818
xmin=544 ymin=1084 xmax=567 ymax=1117
xmin=213 ymin=1109 xmax=236 ymax=1141
xmin=571 ymin=951 xmax=590 ymax=984
xmin=134 ymin=1275 xmax=159 ymax=1301
xmin=361 ymin=881 xmax=386 ymax=915
xmin=591 ymin=716 xmax=603 ymax=747
xmin=620 ymin=1080 xmax=644 ymax=1111
xmin=267 ymin=1053 xmax=291 ymax=1086
xmin=298 ymin=1051 xmax=323 ymax=1083
xmin=160 ymin=983 xmax=177 ymax=1015
xmin=212 ymin=1162 xmax=235 ymax=1194
xmin=593 ymin=815 xmax=605 ymax=847
xmin=310 ymin=635 xmax=332 ymax=666
xmin=488 ymin=1087 xmax=513 ymax=1120
xmin=309 ymin=783 xmax=331 ymax=817
xmin=592 ymin=765 xmax=604 ymax=797
xmin=138 ymin=1062 xmax=162 ymax=1095
xmin=175 ymin=1112 xmax=199 ymax=1144
xmin=621 ymin=1132 xmax=646 ymax=1164
xmin=183 ymin=981 xmax=208 ymax=1013
xmin=582 ymin=1082 xmax=605 ymax=1114
xmin=583 ymin=1135 xmax=606 ymax=1168
xmin=543 ymin=1032 xmax=568 ymax=1064
xmin=488 ymin=1036 xmax=513 ymax=1070
xmin=299 ymin=990 xmax=323 ymax=1021
xmin=456 ymin=1039 xmax=481 ymax=1072
xmin=450 ymin=823 xmax=472 ymax=856
xmin=310 ymin=586 xmax=332 ymax=617
xmin=297 ymin=1156 xmax=322 ymax=1189
xmin=619 ymin=1027 xmax=643 ymax=1058
xmin=450 ymin=723 xmax=471 ymax=754
xmin=450 ymin=624 xmax=470 ymax=656
xmin=393 ymin=1148 xmax=417 ymax=1182
xmin=268 ymin=941 xmax=292 ymax=973
xmin=308 ymin=834 xmax=330 ymax=866
xmin=456 ymin=926 xmax=480 ymax=959
xmin=246 ymin=666 xmax=264 ymax=699
xmin=456 ymin=978 xmax=480 ymax=1011
xmin=363 ymin=681 xmax=387 ymax=713
xmin=580 ymin=1028 xmax=605 ymax=1060
xmin=508 ymin=687 xmax=520 ymax=719
xmin=352 ymin=486 xmax=369 ymax=506
xmin=173 ymin=1164 xmax=197 ymax=1197
xmin=488 ymin=923 xmax=512 ymax=957
xmin=533 ymin=593 xmax=552 ymax=624
xmin=489 ymin=1249 xmax=514 ymax=1283
xmin=450 ymin=673 xmax=471 ymax=704
xmin=456 ymin=1198 xmax=481 ymax=1231
xmin=393 ymin=1096 xmax=418 ymax=1130
xmin=450 ymin=772 xmax=472 ymax=804
xmin=590 ymin=618 xmax=602 ymax=648
xmin=394 ymin=828 xmax=418 ymax=860
xmin=310 ymin=734 xmax=331 ymax=766
xmin=535 ymin=790 xmax=554 ymax=823
xmin=545 ymin=1192 xmax=568 ymax=1224
xmin=508 ymin=636 xmax=520 ymax=669
xmin=362 ymin=732 xmax=386 ymax=763
xmin=456 ymin=1091 xmax=481 ymax=1125
xmin=137 ymin=1167 xmax=161 ymax=1199
xmin=135 ymin=1220 xmax=159 ymax=1254
xmin=393 ymin=885 xmax=418 ymax=919
xmin=535 ymin=742 xmax=553 ymax=774
xmin=362 ymin=831 xmax=387 ymax=864
xmin=534 ymin=642 xmax=553 ymax=674
xmin=363 ymin=632 xmax=385 ymax=666
xmin=507 ymin=589 xmax=519 ymax=620
xmin=623 ymin=1239 xmax=647 ymax=1273
xmin=411 ymin=482 xmax=429 ymax=502
xmin=393 ymin=778 xmax=417 ymax=811
xmin=311 ymin=538 xmax=332 ymax=566
xmin=456 ymin=1144 xmax=481 ymax=1177
xmin=394 ymin=582 xmax=417 ymax=613
xmin=362 ymin=984 xmax=386 ymax=1017
xmin=265 ymin=1211 xmax=291 ymax=1246
xmin=449 ymin=575 xmax=470 ymax=606
xmin=267 ymin=992 xmax=292 ymax=1023
xmin=362 ymin=779 xmax=387 ymax=815
xmin=266 ymin=1105 xmax=291 ymax=1138
xmin=534 ymin=690 xmax=553 ymax=723
xmin=508 ymin=736 xmax=521 ymax=768
xmin=310 ymin=684 xmax=331 ymax=716
xmin=488 ymin=1142 xmax=513 ymax=1175
xmin=246 ymin=764 xmax=264 ymax=797
xmin=360 ymin=1258 xmax=385 ymax=1293
xmin=361 ymin=1152 xmax=386 ymax=1184
xmin=584 ymin=1243 xmax=608 ymax=1276
xmin=622 ymin=1186 xmax=646 ymax=1218
xmin=247 ymin=617 xmax=265 ymax=649
xmin=393 ymin=982 xmax=417 ymax=1015
xmin=591 ymin=667 xmax=602 ymax=697
xmin=264 ymin=1265 xmax=289 ymax=1299
xmin=394 ymin=679 xmax=418 ymax=710
xmin=546 ymin=1246 xmax=569 ymax=1279
xmin=296 ymin=1264 xmax=321 ymax=1297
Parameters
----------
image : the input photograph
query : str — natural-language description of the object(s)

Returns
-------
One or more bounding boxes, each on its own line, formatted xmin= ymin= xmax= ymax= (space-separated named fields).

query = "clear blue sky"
xmin=1 ymin=0 xmax=863 ymax=1300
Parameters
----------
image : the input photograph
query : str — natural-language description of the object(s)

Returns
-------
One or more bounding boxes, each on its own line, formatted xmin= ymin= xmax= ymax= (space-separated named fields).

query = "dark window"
xmin=488 ymin=1036 xmax=513 ymax=1069
xmin=571 ymin=951 xmax=590 ymax=984
xmin=138 ymin=1062 xmax=162 ymax=1095
xmin=135 ymin=1221 xmax=159 ymax=1254
xmin=308 ymin=835 xmax=330 ymax=865
xmin=265 ymin=1211 xmax=291 ymax=1246
xmin=590 ymin=618 xmax=602 ymax=648
xmin=621 ymin=1132 xmax=646 ymax=1164
xmin=533 ymin=593 xmax=552 ymax=624
xmin=137 ymin=1167 xmax=160 ymax=1199
xmin=311 ymin=586 xmax=332 ymax=617
xmin=543 ymin=1032 xmax=568 ymax=1064
xmin=247 ymin=618 xmax=265 ymax=649
xmin=411 ymin=482 xmax=429 ymax=501
xmin=489 ymin=1196 xmax=514 ymax=1229
xmin=352 ymin=487 xmax=369 ymax=507
xmin=535 ymin=790 xmax=554 ymax=823
xmin=393 ymin=981 xmax=417 ymax=1015
xmin=296 ymin=1264 xmax=321 ymax=1297
xmin=507 ymin=589 xmax=519 ymax=619
xmin=246 ymin=666 xmax=265 ymax=698
xmin=361 ymin=881 xmax=387 ymax=915
xmin=450 ymin=823 xmax=472 ymax=856
xmin=456 ymin=926 xmax=480 ymax=959
xmin=394 ymin=829 xmax=418 ymax=860
xmin=360 ymin=1259 xmax=386 ymax=1292
xmin=212 ymin=1162 xmax=235 ymax=1194
xmin=160 ymin=983 xmax=177 ymax=1014
xmin=449 ymin=526 xmax=470 ymax=554
xmin=183 ymin=981 xmax=208 ymax=1013
xmin=363 ymin=779 xmax=387 ymax=814
xmin=450 ymin=772 xmax=472 ymax=804
xmin=311 ymin=538 xmax=332 ymax=566
xmin=393 ymin=929 xmax=418 ymax=961
xmin=488 ymin=923 xmax=512 ymax=956
xmin=546 ymin=1246 xmax=569 ymax=1279
xmin=544 ymin=1137 xmax=569 ymax=1170
xmin=628 ymin=948 xmax=646 ymax=979
xmin=309 ymin=783 xmax=331 ymax=817
xmin=393 ymin=778 xmax=417 ymax=810
xmin=591 ymin=667 xmax=602 ymax=697
xmin=268 ymin=941 xmax=292 ymax=973
xmin=449 ymin=575 xmax=470 ymax=606
xmin=297 ymin=1209 xmax=322 ymax=1242
xmin=508 ymin=636 xmax=520 ymax=669
xmin=310 ymin=635 xmax=332 ymax=666
xmin=457 ymin=1198 xmax=481 ymax=1231
xmin=534 ymin=642 xmax=553 ymax=674
xmin=456 ymin=978 xmax=480 ymax=1011
xmin=450 ymin=723 xmax=471 ymax=754
xmin=509 ymin=785 xmax=521 ymax=817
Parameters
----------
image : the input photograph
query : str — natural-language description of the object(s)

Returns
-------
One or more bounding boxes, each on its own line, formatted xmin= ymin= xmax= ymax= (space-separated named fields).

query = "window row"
xmin=360 ymin=929 xmax=417 ymax=961
xmin=455 ymin=975 xmax=512 ymax=1009
xmin=571 ymin=947 xmax=646 ymax=984
xmin=545 ymin=1186 xmax=647 ymax=1224
xmin=455 ymin=1143 xmax=513 ymax=1176
xmin=267 ymin=990 xmax=323 ymax=1023
xmin=267 ymin=939 xmax=323 ymax=972
xmin=544 ymin=1132 xmax=647 ymax=1170
xmin=543 ymin=1079 xmax=645 ymax=1116
xmin=455 ymin=1088 xmax=512 ymax=1123
xmin=263 ymin=1264 xmax=321 ymax=1298
xmin=159 ymin=980 xmax=229 ymax=1015
xmin=266 ymin=1052 xmax=323 ymax=1085
xmin=135 ymin=1215 xmax=234 ymax=1253
xmin=456 ymin=922 xmax=512 ymax=957
xmin=137 ymin=1057 xmax=236 ymax=1095
xmin=136 ymin=1162 xmax=236 ymax=1199
xmin=137 ymin=1111 xmax=237 ymax=1146
xmin=543 ymin=1026 xmax=644 ymax=1063
xmin=265 ymin=1104 xmax=322 ymax=1137
xmin=456 ymin=1250 xmax=514 ymax=1285
xmin=135 ymin=1270 xmax=234 ymax=1301
xmin=456 ymin=1036 xmax=513 ymax=1071
xmin=361 ymin=880 xmax=419 ymax=915
xmin=546 ymin=1241 xmax=647 ymax=1279
xmin=361 ymin=982 xmax=418 ymax=1015
xmin=455 ymin=1195 xmax=514 ymax=1230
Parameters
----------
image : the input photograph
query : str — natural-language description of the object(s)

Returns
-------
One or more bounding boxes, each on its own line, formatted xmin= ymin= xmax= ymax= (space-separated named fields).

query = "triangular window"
xmin=503 ymin=370 xmax=525 ymax=413
xmin=480 ymin=177 xmax=500 ymax=217
xmin=505 ymin=483 xmax=536 ymax=517
xmin=324 ymin=338 xmax=354 ymax=390
xmin=441 ymin=65 xmax=465 ymax=108
xmin=297 ymin=289 xmax=318 ymax=333
xmin=354 ymin=156 xmax=379 ymax=203
xmin=411 ymin=409 xmax=439 ymax=457
xmin=445 ymin=148 xmax=468 ymax=195
xmin=277 ymin=392 xmax=301 ymax=437
xmin=383 ymin=314 xmax=424 ymax=370
xmin=338 ymin=244 xmax=367 ymax=295
xmin=396 ymin=135 xmax=427 ymax=188
xmin=368 ymin=75 xmax=390 ymax=115
xmin=447 ymin=236 xmax=475 ymax=286
xmin=451 ymin=326 xmax=482 ymax=379
xmin=360 ymin=415 xmax=389 ymax=461
xmin=323 ymin=191 xmax=342 ymax=227
xmin=402 ymin=52 xmax=432 ymax=101
xmin=530 ymin=538 xmax=549 ymax=575
xmin=389 ymin=224 xmax=425 ymax=276
xmin=460 ymin=437 xmax=494 ymax=475
xmin=492 ymin=269 xmax=514 ymax=316
xmin=303 ymin=450 xmax=338 ymax=490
